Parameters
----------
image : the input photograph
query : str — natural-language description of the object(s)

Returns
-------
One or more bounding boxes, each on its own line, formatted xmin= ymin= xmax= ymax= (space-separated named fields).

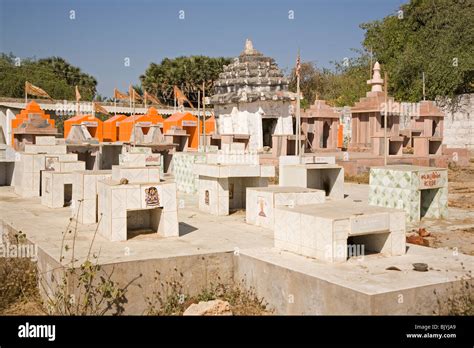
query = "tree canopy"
xmin=289 ymin=52 xmax=372 ymax=108
xmin=361 ymin=0 xmax=473 ymax=101
xmin=140 ymin=55 xmax=232 ymax=106
xmin=0 ymin=53 xmax=97 ymax=101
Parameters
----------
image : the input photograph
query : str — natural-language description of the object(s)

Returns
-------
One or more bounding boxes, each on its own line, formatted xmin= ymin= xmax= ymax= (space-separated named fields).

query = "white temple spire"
xmin=367 ymin=61 xmax=384 ymax=92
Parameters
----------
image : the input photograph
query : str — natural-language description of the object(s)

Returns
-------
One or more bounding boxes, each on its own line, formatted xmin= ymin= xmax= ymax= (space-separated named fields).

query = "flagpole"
xmin=422 ymin=72 xmax=426 ymax=101
xmin=384 ymin=71 xmax=388 ymax=166
xmin=25 ymin=83 xmax=28 ymax=106
xmin=202 ymin=82 xmax=206 ymax=153
xmin=197 ymin=89 xmax=201 ymax=151
xmin=114 ymin=98 xmax=117 ymax=116
xmin=129 ymin=85 xmax=132 ymax=116
xmin=296 ymin=49 xmax=301 ymax=161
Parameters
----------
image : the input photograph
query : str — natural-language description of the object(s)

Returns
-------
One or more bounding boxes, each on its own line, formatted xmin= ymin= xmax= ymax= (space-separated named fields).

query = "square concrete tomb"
xmin=274 ymin=200 xmax=406 ymax=263
xmin=369 ymin=165 xmax=448 ymax=222
xmin=41 ymin=171 xmax=75 ymax=208
xmin=279 ymin=163 xmax=344 ymax=199
xmin=14 ymin=152 xmax=79 ymax=197
xmin=72 ymin=170 xmax=112 ymax=224
xmin=195 ymin=163 xmax=275 ymax=216
xmin=98 ymin=178 xmax=178 ymax=241
xmin=246 ymin=186 xmax=325 ymax=229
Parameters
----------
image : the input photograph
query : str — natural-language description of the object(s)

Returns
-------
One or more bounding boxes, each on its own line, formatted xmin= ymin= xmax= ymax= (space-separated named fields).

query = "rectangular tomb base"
xmin=41 ymin=171 xmax=74 ymax=208
xmin=274 ymin=200 xmax=406 ymax=263
xmin=235 ymin=245 xmax=474 ymax=315
xmin=279 ymin=163 xmax=344 ymax=200
xmin=369 ymin=165 xmax=448 ymax=222
xmin=72 ymin=170 xmax=112 ymax=224
xmin=13 ymin=153 xmax=79 ymax=197
xmin=195 ymin=164 xmax=275 ymax=216
xmin=246 ymin=186 xmax=326 ymax=229
xmin=98 ymin=179 xmax=178 ymax=241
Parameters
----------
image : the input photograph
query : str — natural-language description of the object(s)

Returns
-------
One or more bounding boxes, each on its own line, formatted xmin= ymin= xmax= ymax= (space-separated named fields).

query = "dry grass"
xmin=447 ymin=158 xmax=474 ymax=209
xmin=0 ymin=232 xmax=44 ymax=314
xmin=344 ymin=172 xmax=370 ymax=184
xmin=145 ymin=272 xmax=271 ymax=316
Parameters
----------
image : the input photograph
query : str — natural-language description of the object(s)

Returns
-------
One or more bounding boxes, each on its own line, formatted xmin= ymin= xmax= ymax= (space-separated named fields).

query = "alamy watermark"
xmin=380 ymin=100 xmax=421 ymax=118
xmin=0 ymin=241 xmax=38 ymax=261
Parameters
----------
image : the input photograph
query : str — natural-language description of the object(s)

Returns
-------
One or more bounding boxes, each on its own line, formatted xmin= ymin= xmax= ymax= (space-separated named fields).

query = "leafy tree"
xmin=326 ymin=52 xmax=373 ymax=107
xmin=0 ymin=53 xmax=97 ymax=101
xmin=140 ymin=56 xmax=232 ymax=106
xmin=288 ymin=51 xmax=371 ymax=108
xmin=361 ymin=0 xmax=474 ymax=101
xmin=288 ymin=62 xmax=331 ymax=109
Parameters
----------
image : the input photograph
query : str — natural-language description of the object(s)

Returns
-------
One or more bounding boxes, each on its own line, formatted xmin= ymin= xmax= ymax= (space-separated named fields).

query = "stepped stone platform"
xmin=0 ymin=185 xmax=472 ymax=315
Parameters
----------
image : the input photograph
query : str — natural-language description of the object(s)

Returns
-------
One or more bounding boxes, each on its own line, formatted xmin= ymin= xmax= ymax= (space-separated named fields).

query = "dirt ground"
xmin=448 ymin=159 xmax=474 ymax=209
xmin=408 ymin=158 xmax=474 ymax=256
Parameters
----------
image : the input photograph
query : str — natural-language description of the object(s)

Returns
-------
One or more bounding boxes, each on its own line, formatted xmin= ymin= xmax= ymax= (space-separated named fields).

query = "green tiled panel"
xmin=369 ymin=167 xmax=448 ymax=223
xmin=172 ymin=152 xmax=206 ymax=194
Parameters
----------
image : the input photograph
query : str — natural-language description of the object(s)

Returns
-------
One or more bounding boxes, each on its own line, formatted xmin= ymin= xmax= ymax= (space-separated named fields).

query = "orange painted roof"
xmin=65 ymin=114 xmax=88 ymax=123
xmin=66 ymin=114 xmax=102 ymax=123
xmin=17 ymin=101 xmax=51 ymax=119
xmin=120 ymin=114 xmax=152 ymax=123
xmin=104 ymin=114 xmax=127 ymax=123
xmin=165 ymin=112 xmax=197 ymax=123
xmin=25 ymin=101 xmax=42 ymax=112
xmin=146 ymin=107 xmax=164 ymax=122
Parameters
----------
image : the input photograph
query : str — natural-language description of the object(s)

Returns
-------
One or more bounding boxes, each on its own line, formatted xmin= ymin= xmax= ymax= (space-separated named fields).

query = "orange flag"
xmin=129 ymin=86 xmax=142 ymax=101
xmin=75 ymin=86 xmax=81 ymax=102
xmin=114 ymin=88 xmax=129 ymax=100
xmin=173 ymin=85 xmax=194 ymax=109
xmin=144 ymin=91 xmax=162 ymax=105
xmin=25 ymin=81 xmax=53 ymax=100
xmin=93 ymin=102 xmax=110 ymax=115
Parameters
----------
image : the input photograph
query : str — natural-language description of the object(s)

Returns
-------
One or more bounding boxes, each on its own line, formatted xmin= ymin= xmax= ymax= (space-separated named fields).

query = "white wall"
xmin=439 ymin=94 xmax=474 ymax=150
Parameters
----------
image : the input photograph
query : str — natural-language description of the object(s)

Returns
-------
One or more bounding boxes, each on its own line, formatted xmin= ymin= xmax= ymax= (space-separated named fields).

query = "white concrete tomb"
xmin=274 ymin=200 xmax=406 ymax=263
xmin=97 ymin=178 xmax=178 ymax=241
xmin=195 ymin=163 xmax=275 ymax=216
xmin=72 ymin=170 xmax=112 ymax=224
xmin=246 ymin=186 xmax=325 ymax=229
xmin=279 ymin=163 xmax=344 ymax=200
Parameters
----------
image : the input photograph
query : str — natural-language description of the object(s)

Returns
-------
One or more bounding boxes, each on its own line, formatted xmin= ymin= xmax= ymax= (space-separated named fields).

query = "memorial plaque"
xmin=141 ymin=185 xmax=163 ymax=208
xmin=182 ymin=120 xmax=197 ymax=127
xmin=145 ymin=154 xmax=160 ymax=166
xmin=419 ymin=171 xmax=443 ymax=189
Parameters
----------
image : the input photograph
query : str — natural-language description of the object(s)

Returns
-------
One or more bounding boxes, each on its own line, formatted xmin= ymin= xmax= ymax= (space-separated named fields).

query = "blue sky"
xmin=0 ymin=0 xmax=405 ymax=97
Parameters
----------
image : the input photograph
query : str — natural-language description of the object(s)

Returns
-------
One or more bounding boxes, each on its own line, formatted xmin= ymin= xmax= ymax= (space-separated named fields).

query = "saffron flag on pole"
xmin=93 ymin=102 xmax=110 ymax=115
xmin=173 ymin=85 xmax=194 ymax=109
xmin=114 ymin=88 xmax=129 ymax=100
xmin=25 ymin=81 xmax=53 ymax=100
xmin=75 ymin=86 xmax=81 ymax=102
xmin=295 ymin=50 xmax=301 ymax=78
xmin=129 ymin=86 xmax=142 ymax=101
xmin=144 ymin=91 xmax=162 ymax=106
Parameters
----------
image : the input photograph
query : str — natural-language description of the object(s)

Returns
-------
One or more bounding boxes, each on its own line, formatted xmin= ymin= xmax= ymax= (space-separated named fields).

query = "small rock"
xmin=413 ymin=263 xmax=429 ymax=272
xmin=406 ymin=234 xmax=424 ymax=245
xmin=418 ymin=227 xmax=430 ymax=237
xmin=183 ymin=300 xmax=233 ymax=316
xmin=386 ymin=266 xmax=401 ymax=271
xmin=119 ymin=178 xmax=129 ymax=185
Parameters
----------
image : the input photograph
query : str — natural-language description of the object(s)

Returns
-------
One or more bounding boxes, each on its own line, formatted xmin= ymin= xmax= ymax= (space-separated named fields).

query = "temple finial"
xmin=367 ymin=61 xmax=384 ymax=92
